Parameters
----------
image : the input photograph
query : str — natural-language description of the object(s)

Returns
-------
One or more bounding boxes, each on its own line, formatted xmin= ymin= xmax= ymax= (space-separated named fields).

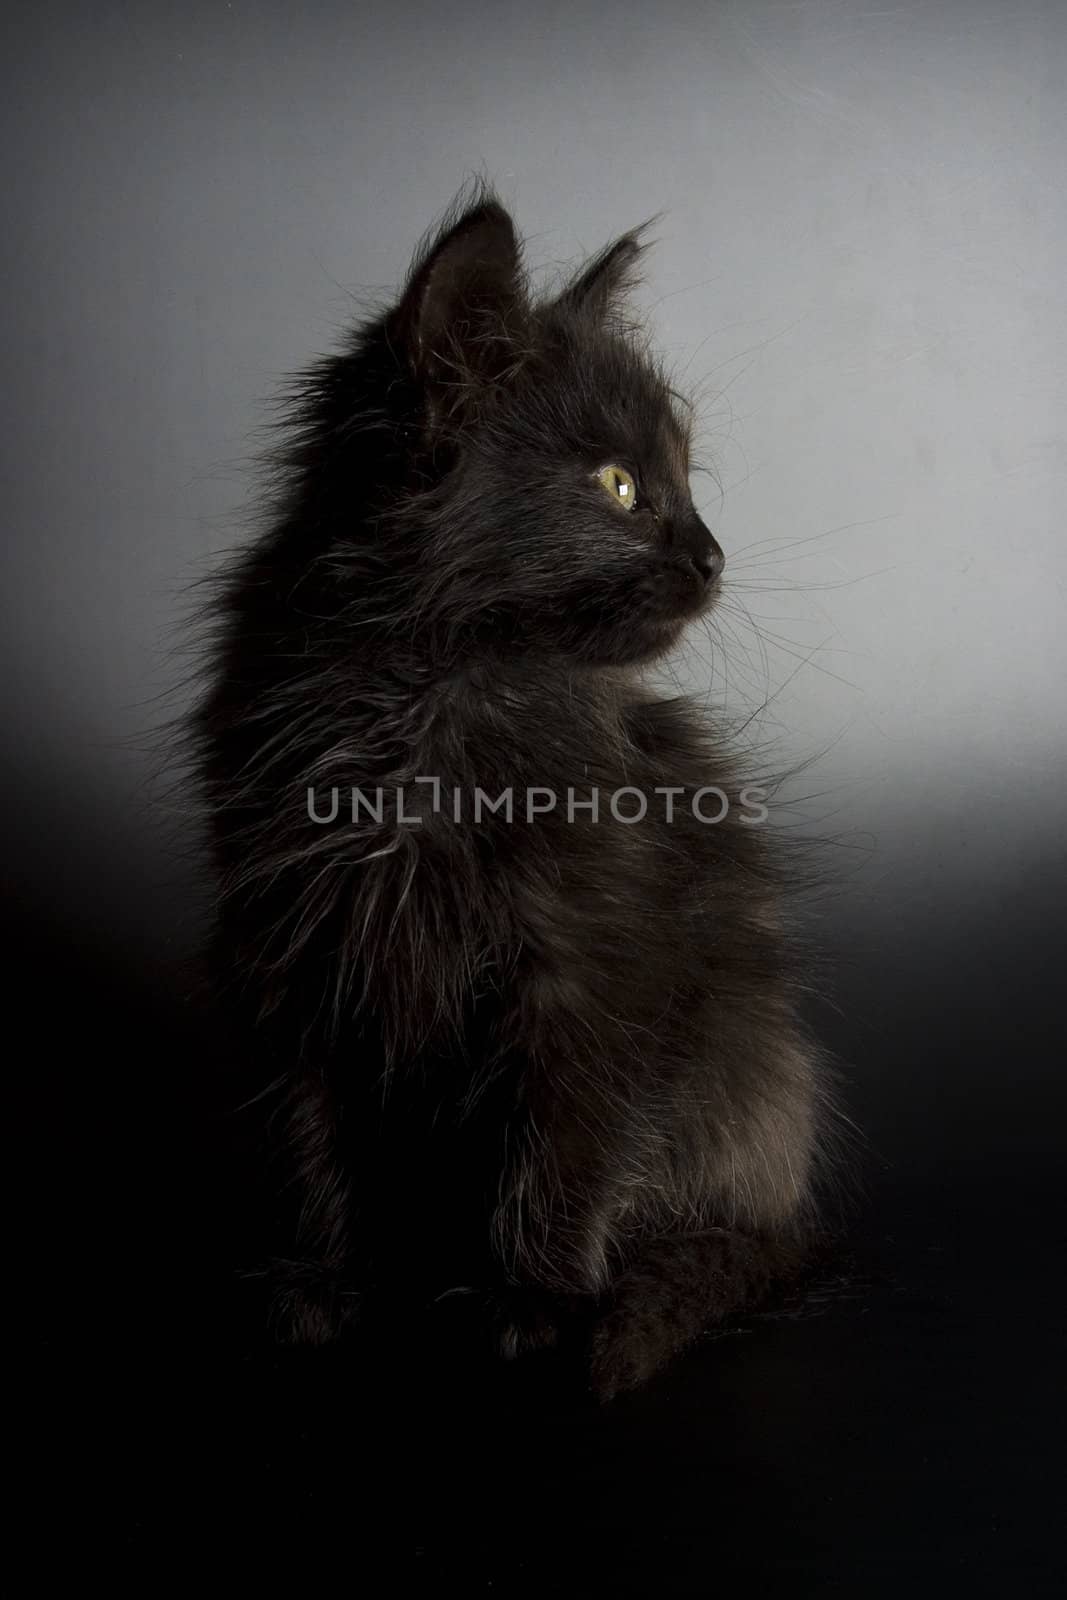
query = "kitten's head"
xmin=373 ymin=191 xmax=724 ymax=667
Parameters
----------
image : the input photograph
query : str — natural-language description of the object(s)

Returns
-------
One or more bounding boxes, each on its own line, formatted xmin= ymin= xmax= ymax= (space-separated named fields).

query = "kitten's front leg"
xmin=261 ymin=1068 xmax=361 ymax=1344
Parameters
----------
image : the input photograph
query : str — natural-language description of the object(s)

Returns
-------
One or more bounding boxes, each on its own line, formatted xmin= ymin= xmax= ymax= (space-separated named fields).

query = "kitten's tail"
xmin=588 ymin=1227 xmax=811 ymax=1401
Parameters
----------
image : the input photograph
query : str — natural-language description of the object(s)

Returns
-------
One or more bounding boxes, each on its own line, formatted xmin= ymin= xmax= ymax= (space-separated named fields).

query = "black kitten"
xmin=192 ymin=187 xmax=837 ymax=1398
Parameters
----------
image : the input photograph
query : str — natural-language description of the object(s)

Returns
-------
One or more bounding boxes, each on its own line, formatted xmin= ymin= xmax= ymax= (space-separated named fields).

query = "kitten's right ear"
xmin=390 ymin=196 xmax=524 ymax=426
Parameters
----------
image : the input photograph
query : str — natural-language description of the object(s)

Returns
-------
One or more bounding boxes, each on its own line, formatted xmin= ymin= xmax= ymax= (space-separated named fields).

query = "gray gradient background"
xmin=4 ymin=1 xmax=1065 ymax=1176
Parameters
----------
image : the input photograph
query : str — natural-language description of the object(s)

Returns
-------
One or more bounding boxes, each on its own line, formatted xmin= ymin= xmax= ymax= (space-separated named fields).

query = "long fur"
xmin=189 ymin=182 xmax=845 ymax=1397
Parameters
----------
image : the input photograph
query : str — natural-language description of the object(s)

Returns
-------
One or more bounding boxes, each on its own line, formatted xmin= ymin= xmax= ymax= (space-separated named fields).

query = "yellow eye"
xmin=595 ymin=464 xmax=638 ymax=511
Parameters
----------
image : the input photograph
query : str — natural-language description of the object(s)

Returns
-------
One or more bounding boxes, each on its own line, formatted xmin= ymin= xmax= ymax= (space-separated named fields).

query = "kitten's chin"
xmin=572 ymin=586 xmax=721 ymax=667
xmin=605 ymin=617 xmax=688 ymax=667
xmin=633 ymin=589 xmax=720 ymax=664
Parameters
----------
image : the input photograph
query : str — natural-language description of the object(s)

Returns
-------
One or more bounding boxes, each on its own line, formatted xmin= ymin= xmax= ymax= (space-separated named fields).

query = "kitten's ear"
xmin=391 ymin=196 xmax=525 ymax=424
xmin=556 ymin=222 xmax=656 ymax=320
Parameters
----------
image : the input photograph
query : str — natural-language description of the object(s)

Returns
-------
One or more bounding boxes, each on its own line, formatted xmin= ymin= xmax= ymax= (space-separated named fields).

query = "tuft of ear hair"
xmin=554 ymin=216 xmax=660 ymax=321
xmin=391 ymin=186 xmax=527 ymax=425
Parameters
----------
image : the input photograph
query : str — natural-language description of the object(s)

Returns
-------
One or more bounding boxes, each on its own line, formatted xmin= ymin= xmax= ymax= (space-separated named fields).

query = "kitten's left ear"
xmin=391 ymin=196 xmax=525 ymax=424
xmin=555 ymin=220 xmax=658 ymax=320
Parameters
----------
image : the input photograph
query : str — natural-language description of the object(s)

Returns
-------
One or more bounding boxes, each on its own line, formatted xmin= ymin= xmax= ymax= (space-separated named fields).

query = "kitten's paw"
xmin=435 ymin=1283 xmax=603 ymax=1372
xmin=430 ymin=1283 xmax=560 ymax=1359
xmin=489 ymin=1286 xmax=563 ymax=1361
xmin=268 ymin=1272 xmax=362 ymax=1345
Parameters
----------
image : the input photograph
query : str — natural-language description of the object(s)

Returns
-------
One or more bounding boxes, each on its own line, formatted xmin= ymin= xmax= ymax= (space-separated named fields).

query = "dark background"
xmin=8 ymin=2 xmax=1064 ymax=1590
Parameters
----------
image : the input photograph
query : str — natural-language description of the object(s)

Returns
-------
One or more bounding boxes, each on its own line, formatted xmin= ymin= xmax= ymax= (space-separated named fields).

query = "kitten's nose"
xmin=684 ymin=519 xmax=725 ymax=586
